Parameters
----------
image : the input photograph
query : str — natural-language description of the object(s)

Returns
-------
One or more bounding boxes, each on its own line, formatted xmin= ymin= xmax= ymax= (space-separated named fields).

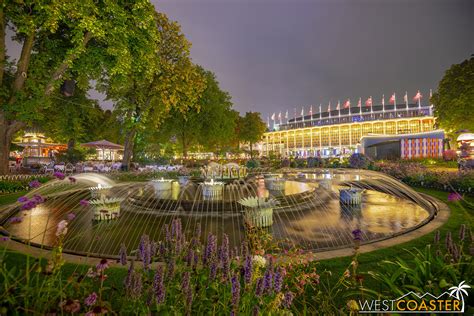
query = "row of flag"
xmin=268 ymin=90 xmax=429 ymax=126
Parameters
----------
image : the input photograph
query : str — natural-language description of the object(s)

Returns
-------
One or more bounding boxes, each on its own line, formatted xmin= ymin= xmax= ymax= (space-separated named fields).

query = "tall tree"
xmin=157 ymin=67 xmax=237 ymax=157
xmin=42 ymin=89 xmax=104 ymax=151
xmin=432 ymin=56 xmax=474 ymax=132
xmin=0 ymin=0 xmax=161 ymax=174
xmin=238 ymin=112 xmax=267 ymax=158
xmin=103 ymin=12 xmax=205 ymax=169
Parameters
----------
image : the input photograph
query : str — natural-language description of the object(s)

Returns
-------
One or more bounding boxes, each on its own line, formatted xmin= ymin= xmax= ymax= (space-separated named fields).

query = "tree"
xmin=0 ymin=0 xmax=161 ymax=174
xmin=432 ymin=56 xmax=474 ymax=133
xmin=42 ymin=89 xmax=104 ymax=151
xmin=103 ymin=12 xmax=205 ymax=169
xmin=156 ymin=67 xmax=237 ymax=157
xmin=237 ymin=112 xmax=267 ymax=158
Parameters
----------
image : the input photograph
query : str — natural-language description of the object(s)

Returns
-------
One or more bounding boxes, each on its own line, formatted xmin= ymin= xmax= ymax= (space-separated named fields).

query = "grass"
xmin=1 ymin=188 xmax=472 ymax=310
xmin=0 ymin=191 xmax=27 ymax=207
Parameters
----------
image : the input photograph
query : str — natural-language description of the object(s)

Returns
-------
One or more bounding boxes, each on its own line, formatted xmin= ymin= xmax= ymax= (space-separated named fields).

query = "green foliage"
xmin=246 ymin=159 xmax=260 ymax=169
xmin=0 ymin=175 xmax=51 ymax=193
xmin=157 ymin=66 xmax=237 ymax=157
xmin=238 ymin=112 xmax=267 ymax=158
xmin=367 ymin=228 xmax=472 ymax=300
xmin=432 ymin=56 xmax=474 ymax=132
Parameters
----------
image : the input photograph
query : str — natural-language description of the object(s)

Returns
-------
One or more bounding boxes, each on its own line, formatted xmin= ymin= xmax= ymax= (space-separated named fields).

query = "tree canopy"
xmin=0 ymin=0 xmax=163 ymax=174
xmin=432 ymin=56 xmax=474 ymax=133
xmin=237 ymin=112 xmax=267 ymax=158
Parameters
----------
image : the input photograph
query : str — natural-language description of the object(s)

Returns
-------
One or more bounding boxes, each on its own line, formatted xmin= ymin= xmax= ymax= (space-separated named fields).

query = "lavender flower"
xmin=273 ymin=269 xmax=283 ymax=293
xmin=21 ymin=200 xmax=37 ymax=210
xmin=125 ymin=260 xmax=135 ymax=290
xmin=29 ymin=180 xmax=41 ymax=188
xmin=209 ymin=261 xmax=218 ymax=281
xmin=182 ymin=271 xmax=193 ymax=308
xmin=119 ymin=243 xmax=127 ymax=265
xmin=1 ymin=236 xmax=10 ymax=242
xmin=53 ymin=171 xmax=65 ymax=180
xmin=185 ymin=248 xmax=194 ymax=267
xmin=459 ymin=224 xmax=466 ymax=241
xmin=244 ymin=254 xmax=253 ymax=284
xmin=153 ymin=266 xmax=165 ymax=304
xmin=80 ymin=199 xmax=90 ymax=207
xmin=138 ymin=235 xmax=151 ymax=270
xmin=67 ymin=213 xmax=76 ymax=221
xmin=203 ymin=233 xmax=217 ymax=266
xmin=131 ymin=271 xmax=143 ymax=299
xmin=352 ymin=229 xmax=362 ymax=241
xmin=32 ymin=194 xmax=44 ymax=203
xmin=255 ymin=277 xmax=264 ymax=297
xmin=263 ymin=269 xmax=273 ymax=293
xmin=167 ymin=258 xmax=175 ymax=280
xmin=84 ymin=292 xmax=97 ymax=306
xmin=219 ymin=234 xmax=230 ymax=281
xmin=282 ymin=291 xmax=294 ymax=308
xmin=17 ymin=196 xmax=28 ymax=203
xmin=231 ymin=274 xmax=240 ymax=309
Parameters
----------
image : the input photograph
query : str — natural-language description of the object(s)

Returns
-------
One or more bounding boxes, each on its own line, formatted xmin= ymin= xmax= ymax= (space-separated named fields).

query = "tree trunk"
xmin=67 ymin=138 xmax=75 ymax=152
xmin=0 ymin=113 xmax=24 ymax=175
xmin=122 ymin=128 xmax=137 ymax=171
xmin=250 ymin=142 xmax=253 ymax=159
xmin=0 ymin=125 xmax=10 ymax=175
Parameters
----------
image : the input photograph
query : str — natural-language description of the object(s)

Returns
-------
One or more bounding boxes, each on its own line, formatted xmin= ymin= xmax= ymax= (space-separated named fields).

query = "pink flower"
xmin=80 ymin=199 xmax=90 ymax=207
xmin=84 ymin=292 xmax=98 ymax=306
xmin=56 ymin=220 xmax=68 ymax=237
xmin=67 ymin=213 xmax=76 ymax=221
xmin=447 ymin=192 xmax=462 ymax=202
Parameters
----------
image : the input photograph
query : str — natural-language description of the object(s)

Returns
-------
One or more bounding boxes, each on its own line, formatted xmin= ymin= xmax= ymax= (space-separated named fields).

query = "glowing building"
xmin=262 ymin=103 xmax=437 ymax=157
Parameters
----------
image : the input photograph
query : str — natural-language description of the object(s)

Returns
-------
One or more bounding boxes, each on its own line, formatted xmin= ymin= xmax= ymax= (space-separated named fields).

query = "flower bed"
xmin=0 ymin=175 xmax=52 ymax=194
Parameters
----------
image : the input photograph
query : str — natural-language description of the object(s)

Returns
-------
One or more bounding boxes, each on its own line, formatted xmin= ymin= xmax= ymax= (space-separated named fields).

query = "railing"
xmin=271 ymin=105 xmax=433 ymax=132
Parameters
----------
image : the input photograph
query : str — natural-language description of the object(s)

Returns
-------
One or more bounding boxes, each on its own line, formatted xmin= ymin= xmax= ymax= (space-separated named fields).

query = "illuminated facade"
xmin=262 ymin=104 xmax=436 ymax=157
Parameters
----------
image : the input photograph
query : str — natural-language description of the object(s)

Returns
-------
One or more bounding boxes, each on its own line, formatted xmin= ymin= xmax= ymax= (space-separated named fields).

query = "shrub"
xmin=0 ymin=175 xmax=51 ymax=193
xmin=349 ymin=153 xmax=370 ymax=169
xmin=246 ymin=159 xmax=260 ymax=169
xmin=443 ymin=150 xmax=458 ymax=161
xmin=280 ymin=158 xmax=291 ymax=168
xmin=295 ymin=158 xmax=306 ymax=168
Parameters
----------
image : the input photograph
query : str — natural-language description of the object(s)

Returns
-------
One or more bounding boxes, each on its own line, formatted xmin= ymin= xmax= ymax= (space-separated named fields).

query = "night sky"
xmin=155 ymin=0 xmax=474 ymax=120
xmin=6 ymin=0 xmax=474 ymax=119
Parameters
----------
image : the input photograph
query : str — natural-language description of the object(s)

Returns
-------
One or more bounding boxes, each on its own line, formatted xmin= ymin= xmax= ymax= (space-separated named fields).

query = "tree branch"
xmin=44 ymin=31 xmax=93 ymax=96
xmin=12 ymin=32 xmax=35 ymax=95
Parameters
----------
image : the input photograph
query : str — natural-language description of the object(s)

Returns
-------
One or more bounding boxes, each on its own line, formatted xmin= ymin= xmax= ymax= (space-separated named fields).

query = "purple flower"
xmin=68 ymin=177 xmax=76 ymax=183
xmin=203 ymin=233 xmax=217 ymax=266
xmin=153 ymin=266 xmax=165 ymax=304
xmin=17 ymin=196 xmax=28 ymax=203
xmin=255 ymin=277 xmax=264 ymax=297
xmin=9 ymin=216 xmax=23 ymax=224
xmin=244 ymin=254 xmax=253 ymax=284
xmin=273 ymin=269 xmax=283 ymax=293
xmin=96 ymin=258 xmax=109 ymax=272
xmin=252 ymin=305 xmax=260 ymax=316
xmin=263 ymin=269 xmax=273 ymax=293
xmin=21 ymin=200 xmax=37 ymax=210
xmin=166 ymin=258 xmax=175 ymax=280
xmin=138 ymin=235 xmax=151 ymax=270
xmin=445 ymin=231 xmax=453 ymax=249
xmin=185 ymin=248 xmax=194 ymax=267
xmin=28 ymin=180 xmax=41 ymax=188
xmin=448 ymin=192 xmax=462 ymax=202
xmin=53 ymin=171 xmax=65 ymax=180
xmin=119 ymin=243 xmax=127 ymax=265
xmin=32 ymin=194 xmax=44 ymax=204
xmin=282 ymin=291 xmax=294 ymax=308
xmin=67 ymin=213 xmax=76 ymax=221
xmin=124 ymin=260 xmax=135 ymax=290
xmin=209 ymin=261 xmax=218 ymax=281
xmin=219 ymin=234 xmax=230 ymax=281
xmin=1 ymin=236 xmax=10 ymax=242
xmin=231 ymin=274 xmax=240 ymax=309
xmin=84 ymin=292 xmax=97 ymax=306
xmin=80 ymin=199 xmax=90 ymax=207
xmin=352 ymin=229 xmax=363 ymax=241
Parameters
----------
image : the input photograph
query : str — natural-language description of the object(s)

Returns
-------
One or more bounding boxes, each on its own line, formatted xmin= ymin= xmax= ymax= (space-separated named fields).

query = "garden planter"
xmin=339 ymin=188 xmax=363 ymax=205
xmin=244 ymin=207 xmax=273 ymax=228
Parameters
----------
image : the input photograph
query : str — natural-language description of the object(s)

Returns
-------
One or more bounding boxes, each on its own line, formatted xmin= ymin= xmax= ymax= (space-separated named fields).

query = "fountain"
xmin=88 ymin=183 xmax=112 ymax=199
xmin=0 ymin=169 xmax=439 ymax=258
